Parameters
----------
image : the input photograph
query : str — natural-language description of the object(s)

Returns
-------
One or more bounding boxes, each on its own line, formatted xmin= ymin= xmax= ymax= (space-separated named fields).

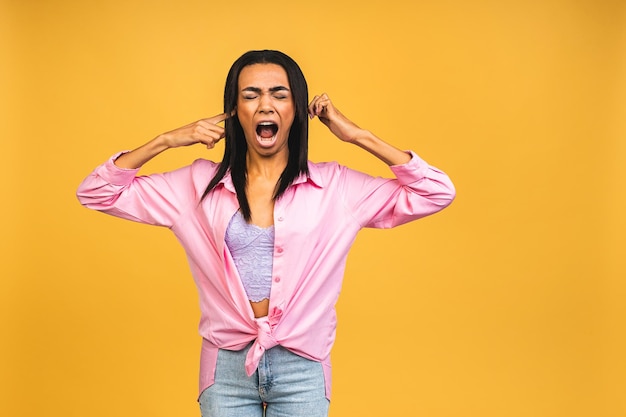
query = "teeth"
xmin=259 ymin=122 xmax=275 ymax=126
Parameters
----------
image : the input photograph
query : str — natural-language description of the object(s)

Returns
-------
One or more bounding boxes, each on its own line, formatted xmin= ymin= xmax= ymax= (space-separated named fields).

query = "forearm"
xmin=350 ymin=129 xmax=412 ymax=166
xmin=307 ymin=94 xmax=412 ymax=166
xmin=114 ymin=135 xmax=170 ymax=169
xmin=113 ymin=112 xmax=229 ymax=169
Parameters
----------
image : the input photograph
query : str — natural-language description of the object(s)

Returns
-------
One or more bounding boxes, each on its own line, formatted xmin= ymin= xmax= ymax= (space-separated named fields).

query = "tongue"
xmin=259 ymin=126 xmax=275 ymax=139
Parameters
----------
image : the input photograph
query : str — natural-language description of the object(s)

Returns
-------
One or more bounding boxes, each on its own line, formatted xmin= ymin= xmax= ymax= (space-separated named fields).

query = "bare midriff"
xmin=250 ymin=299 xmax=270 ymax=318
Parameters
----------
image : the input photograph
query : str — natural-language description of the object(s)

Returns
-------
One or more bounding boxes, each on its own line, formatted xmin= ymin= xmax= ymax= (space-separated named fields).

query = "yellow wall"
xmin=2 ymin=0 xmax=625 ymax=416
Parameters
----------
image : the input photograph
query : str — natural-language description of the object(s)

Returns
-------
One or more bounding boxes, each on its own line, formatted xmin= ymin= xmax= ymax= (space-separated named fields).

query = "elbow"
xmin=76 ymin=182 xmax=108 ymax=210
xmin=75 ymin=185 xmax=88 ymax=207
xmin=76 ymin=189 xmax=96 ymax=210
xmin=432 ymin=177 xmax=456 ymax=209
xmin=443 ymin=180 xmax=456 ymax=207
xmin=75 ymin=179 xmax=96 ymax=208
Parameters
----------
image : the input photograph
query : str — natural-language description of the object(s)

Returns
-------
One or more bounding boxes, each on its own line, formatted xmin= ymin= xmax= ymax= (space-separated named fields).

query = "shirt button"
xmin=274 ymin=277 xmax=281 ymax=283
xmin=276 ymin=247 xmax=284 ymax=254
xmin=277 ymin=216 xmax=284 ymax=222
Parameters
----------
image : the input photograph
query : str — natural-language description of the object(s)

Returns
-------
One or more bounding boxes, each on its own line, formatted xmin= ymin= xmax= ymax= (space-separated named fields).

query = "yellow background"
xmin=2 ymin=0 xmax=625 ymax=416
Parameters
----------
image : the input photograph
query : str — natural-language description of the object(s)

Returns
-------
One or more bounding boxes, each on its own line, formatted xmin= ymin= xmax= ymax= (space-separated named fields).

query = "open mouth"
xmin=256 ymin=122 xmax=278 ymax=142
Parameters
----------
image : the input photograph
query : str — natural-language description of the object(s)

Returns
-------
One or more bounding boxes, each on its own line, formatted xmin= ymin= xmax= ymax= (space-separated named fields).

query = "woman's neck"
xmin=245 ymin=151 xmax=288 ymax=181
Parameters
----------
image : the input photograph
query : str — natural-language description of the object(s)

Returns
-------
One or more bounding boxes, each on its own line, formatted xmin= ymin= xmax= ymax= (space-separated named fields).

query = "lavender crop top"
xmin=224 ymin=211 xmax=274 ymax=302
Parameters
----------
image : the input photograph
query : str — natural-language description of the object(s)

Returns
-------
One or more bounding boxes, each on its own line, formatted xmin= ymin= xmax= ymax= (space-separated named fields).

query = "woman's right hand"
xmin=160 ymin=112 xmax=232 ymax=149
xmin=114 ymin=112 xmax=234 ymax=169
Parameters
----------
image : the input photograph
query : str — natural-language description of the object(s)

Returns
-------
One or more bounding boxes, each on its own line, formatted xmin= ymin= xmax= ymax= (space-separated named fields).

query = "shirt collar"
xmin=218 ymin=161 xmax=324 ymax=193
xmin=298 ymin=161 xmax=324 ymax=188
xmin=218 ymin=173 xmax=236 ymax=193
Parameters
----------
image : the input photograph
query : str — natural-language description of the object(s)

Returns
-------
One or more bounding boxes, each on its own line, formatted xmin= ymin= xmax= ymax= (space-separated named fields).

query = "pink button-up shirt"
xmin=76 ymin=151 xmax=455 ymax=399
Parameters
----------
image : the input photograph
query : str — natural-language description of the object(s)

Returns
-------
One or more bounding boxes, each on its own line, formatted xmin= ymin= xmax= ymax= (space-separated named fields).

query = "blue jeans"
xmin=198 ymin=343 xmax=329 ymax=417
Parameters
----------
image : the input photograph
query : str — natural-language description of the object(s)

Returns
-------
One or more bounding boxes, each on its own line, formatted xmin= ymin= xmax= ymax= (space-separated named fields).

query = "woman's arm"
xmin=114 ymin=112 xmax=231 ymax=169
xmin=307 ymin=93 xmax=410 ymax=166
xmin=76 ymin=113 xmax=230 ymax=226
xmin=308 ymin=93 xmax=455 ymax=228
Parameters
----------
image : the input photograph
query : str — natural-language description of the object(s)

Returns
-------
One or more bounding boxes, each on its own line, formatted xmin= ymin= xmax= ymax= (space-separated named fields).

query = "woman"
xmin=77 ymin=49 xmax=455 ymax=417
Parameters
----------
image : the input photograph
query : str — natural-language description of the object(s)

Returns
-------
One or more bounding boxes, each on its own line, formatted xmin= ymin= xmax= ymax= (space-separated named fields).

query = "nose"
xmin=258 ymin=93 xmax=274 ymax=114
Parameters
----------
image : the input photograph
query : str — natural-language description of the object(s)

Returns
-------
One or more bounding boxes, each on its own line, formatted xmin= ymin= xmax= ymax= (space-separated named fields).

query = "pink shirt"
xmin=76 ymin=151 xmax=455 ymax=399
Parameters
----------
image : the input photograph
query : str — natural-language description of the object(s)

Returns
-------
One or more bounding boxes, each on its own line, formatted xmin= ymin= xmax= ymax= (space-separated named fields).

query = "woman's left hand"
xmin=308 ymin=93 xmax=364 ymax=143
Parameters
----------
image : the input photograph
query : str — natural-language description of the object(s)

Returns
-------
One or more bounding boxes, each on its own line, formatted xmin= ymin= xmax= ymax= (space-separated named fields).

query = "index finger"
xmin=206 ymin=110 xmax=235 ymax=124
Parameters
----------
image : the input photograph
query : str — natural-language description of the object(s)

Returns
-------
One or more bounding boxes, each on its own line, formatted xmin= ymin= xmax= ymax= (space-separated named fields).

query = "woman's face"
xmin=236 ymin=63 xmax=295 ymax=159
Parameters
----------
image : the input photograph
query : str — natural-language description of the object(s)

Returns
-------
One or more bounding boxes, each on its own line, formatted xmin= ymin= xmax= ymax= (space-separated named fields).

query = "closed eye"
xmin=241 ymin=86 xmax=290 ymax=100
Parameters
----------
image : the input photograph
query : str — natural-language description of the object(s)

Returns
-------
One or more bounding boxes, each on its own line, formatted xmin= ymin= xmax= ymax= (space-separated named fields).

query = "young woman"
xmin=77 ymin=49 xmax=455 ymax=417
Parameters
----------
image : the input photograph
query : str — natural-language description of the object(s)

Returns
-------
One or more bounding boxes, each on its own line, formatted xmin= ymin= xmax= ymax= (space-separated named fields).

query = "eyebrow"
xmin=241 ymin=86 xmax=290 ymax=93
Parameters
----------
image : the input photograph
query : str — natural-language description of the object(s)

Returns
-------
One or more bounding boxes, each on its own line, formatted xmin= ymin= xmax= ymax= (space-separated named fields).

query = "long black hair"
xmin=200 ymin=50 xmax=310 ymax=221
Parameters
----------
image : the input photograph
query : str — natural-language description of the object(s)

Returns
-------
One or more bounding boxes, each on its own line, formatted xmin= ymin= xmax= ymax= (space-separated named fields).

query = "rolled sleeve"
xmin=389 ymin=151 xmax=430 ymax=185
xmin=98 ymin=152 xmax=141 ymax=185
xmin=340 ymin=150 xmax=455 ymax=229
